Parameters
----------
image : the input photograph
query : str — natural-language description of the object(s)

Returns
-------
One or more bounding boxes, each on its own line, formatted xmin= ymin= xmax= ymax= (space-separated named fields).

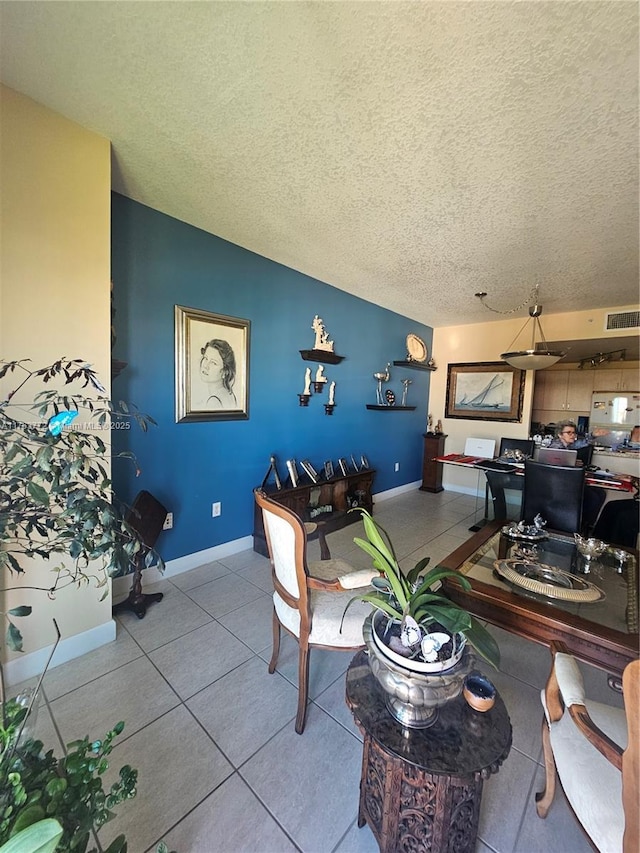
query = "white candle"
xmin=328 ymin=381 xmax=336 ymax=405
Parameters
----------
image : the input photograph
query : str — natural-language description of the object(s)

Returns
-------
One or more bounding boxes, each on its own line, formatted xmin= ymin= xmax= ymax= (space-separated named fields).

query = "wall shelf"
xmin=392 ymin=360 xmax=436 ymax=371
xmin=366 ymin=405 xmax=416 ymax=411
xmin=300 ymin=349 xmax=344 ymax=364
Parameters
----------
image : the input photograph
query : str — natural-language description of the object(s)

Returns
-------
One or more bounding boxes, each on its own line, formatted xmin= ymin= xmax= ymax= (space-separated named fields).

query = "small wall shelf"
xmin=366 ymin=405 xmax=417 ymax=411
xmin=300 ymin=349 xmax=345 ymax=364
xmin=392 ymin=360 xmax=436 ymax=371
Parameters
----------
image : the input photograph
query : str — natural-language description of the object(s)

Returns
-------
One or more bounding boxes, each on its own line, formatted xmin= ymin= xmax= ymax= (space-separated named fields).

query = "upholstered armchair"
xmin=536 ymin=641 xmax=639 ymax=852
xmin=254 ymin=489 xmax=376 ymax=734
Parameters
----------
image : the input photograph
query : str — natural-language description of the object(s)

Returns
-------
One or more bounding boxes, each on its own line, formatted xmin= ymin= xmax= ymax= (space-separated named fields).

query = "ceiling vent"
xmin=605 ymin=310 xmax=640 ymax=331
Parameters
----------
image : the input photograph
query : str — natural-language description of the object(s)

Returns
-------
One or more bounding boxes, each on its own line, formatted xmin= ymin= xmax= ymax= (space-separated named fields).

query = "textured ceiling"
xmin=1 ymin=1 xmax=638 ymax=328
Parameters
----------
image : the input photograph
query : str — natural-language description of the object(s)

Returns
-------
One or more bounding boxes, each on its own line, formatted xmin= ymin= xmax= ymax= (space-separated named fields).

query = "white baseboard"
xmin=112 ymin=534 xmax=254 ymax=598
xmin=373 ymin=480 xmax=422 ymax=502
xmin=4 ymin=619 xmax=117 ymax=688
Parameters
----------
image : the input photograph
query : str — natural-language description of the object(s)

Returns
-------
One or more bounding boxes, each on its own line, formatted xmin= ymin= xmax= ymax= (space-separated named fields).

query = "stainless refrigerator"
xmin=590 ymin=391 xmax=640 ymax=446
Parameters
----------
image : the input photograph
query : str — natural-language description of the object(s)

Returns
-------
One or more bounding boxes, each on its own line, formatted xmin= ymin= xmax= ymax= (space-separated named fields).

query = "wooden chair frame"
xmin=254 ymin=488 xmax=368 ymax=734
xmin=536 ymin=641 xmax=639 ymax=853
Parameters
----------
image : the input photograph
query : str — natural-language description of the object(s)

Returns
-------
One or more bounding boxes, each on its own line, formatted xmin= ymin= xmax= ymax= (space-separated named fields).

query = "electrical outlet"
xmin=212 ymin=502 xmax=221 ymax=517
xmin=163 ymin=512 xmax=173 ymax=530
xmin=394 ymin=462 xmax=400 ymax=472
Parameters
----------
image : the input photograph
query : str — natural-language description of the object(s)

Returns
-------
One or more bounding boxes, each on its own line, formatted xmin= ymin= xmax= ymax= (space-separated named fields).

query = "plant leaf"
xmin=0 ymin=818 xmax=63 ymax=853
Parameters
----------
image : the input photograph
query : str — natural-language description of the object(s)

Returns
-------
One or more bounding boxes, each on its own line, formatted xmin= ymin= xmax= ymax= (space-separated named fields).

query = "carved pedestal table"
xmin=345 ymin=651 xmax=511 ymax=853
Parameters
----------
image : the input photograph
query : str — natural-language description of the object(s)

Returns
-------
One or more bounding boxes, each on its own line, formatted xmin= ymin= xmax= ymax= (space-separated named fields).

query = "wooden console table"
xmin=253 ymin=468 xmax=375 ymax=558
xmin=346 ymin=651 xmax=511 ymax=853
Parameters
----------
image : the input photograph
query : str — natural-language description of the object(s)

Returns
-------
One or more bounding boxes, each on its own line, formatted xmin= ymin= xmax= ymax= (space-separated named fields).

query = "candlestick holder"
xmin=313 ymin=381 xmax=326 ymax=394
xmin=324 ymin=403 xmax=335 ymax=415
xmin=298 ymin=394 xmax=311 ymax=407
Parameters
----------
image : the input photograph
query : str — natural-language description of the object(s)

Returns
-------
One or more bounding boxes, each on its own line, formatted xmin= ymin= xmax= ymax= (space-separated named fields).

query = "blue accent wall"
xmin=111 ymin=193 xmax=434 ymax=561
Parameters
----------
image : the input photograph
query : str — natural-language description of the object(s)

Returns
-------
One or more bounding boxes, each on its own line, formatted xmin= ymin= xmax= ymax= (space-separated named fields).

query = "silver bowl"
xmin=574 ymin=535 xmax=607 ymax=561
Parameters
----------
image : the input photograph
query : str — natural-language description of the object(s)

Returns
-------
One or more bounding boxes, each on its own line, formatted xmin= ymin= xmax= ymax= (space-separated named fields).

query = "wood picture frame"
xmin=175 ymin=305 xmax=250 ymax=422
xmin=445 ymin=362 xmax=525 ymax=422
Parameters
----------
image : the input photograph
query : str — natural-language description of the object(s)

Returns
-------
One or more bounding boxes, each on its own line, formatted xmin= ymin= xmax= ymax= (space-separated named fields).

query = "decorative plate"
xmin=493 ymin=559 xmax=604 ymax=603
xmin=406 ymin=334 xmax=427 ymax=363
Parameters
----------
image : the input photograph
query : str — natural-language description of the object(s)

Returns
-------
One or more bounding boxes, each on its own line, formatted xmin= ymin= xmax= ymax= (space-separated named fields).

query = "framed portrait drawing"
xmin=175 ymin=305 xmax=250 ymax=422
xmin=445 ymin=362 xmax=525 ymax=422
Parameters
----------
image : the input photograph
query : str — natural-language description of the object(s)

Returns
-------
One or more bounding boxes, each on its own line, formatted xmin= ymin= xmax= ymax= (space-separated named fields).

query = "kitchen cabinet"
xmin=592 ymin=367 xmax=639 ymax=392
xmin=534 ymin=369 xmax=593 ymax=414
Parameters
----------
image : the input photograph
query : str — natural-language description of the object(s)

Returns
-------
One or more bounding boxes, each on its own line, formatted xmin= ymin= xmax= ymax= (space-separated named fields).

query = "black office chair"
xmin=581 ymin=485 xmax=608 ymax=536
xmin=485 ymin=469 xmax=522 ymax=520
xmin=113 ymin=490 xmax=168 ymax=619
xmin=499 ymin=437 xmax=535 ymax=459
xmin=522 ymin=460 xmax=585 ymax=535
xmin=576 ymin=444 xmax=594 ymax=467
xmin=593 ymin=496 xmax=640 ymax=548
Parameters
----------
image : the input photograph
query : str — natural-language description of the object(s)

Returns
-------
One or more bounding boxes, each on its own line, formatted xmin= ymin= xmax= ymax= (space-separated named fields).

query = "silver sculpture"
xmin=373 ymin=363 xmax=391 ymax=405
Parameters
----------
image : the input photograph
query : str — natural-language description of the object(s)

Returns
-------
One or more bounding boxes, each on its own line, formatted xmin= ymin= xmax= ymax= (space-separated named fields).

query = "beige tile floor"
xmin=18 ymin=489 xmax=624 ymax=852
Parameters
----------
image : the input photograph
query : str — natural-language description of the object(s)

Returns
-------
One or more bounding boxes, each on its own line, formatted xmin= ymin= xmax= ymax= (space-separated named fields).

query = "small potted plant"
xmin=344 ymin=509 xmax=500 ymax=727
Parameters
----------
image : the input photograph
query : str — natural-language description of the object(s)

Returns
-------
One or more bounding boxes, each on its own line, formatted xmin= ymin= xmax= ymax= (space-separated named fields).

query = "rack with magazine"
xmin=253 ymin=464 xmax=375 ymax=559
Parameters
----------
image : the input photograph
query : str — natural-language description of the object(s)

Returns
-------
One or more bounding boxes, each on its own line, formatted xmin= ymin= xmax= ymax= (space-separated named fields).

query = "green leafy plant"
xmin=345 ymin=509 xmax=500 ymax=669
xmin=0 ymin=696 xmax=135 ymax=853
xmin=0 ymin=358 xmax=175 ymax=853
xmin=0 ymin=357 xmax=163 ymax=652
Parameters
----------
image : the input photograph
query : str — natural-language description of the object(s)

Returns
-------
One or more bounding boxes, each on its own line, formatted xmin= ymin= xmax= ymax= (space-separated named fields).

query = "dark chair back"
xmin=485 ymin=470 xmax=522 ymax=520
xmin=499 ymin=438 xmax=535 ymax=458
xmin=522 ymin=460 xmax=585 ymax=534
xmin=576 ymin=444 xmax=594 ymax=467
xmin=593 ymin=497 xmax=640 ymax=548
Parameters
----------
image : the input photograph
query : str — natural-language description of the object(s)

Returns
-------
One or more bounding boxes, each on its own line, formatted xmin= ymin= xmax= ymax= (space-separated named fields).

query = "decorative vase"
xmin=363 ymin=611 xmax=473 ymax=728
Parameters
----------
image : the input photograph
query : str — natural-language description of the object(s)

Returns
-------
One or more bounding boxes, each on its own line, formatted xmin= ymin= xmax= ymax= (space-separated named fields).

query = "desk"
xmin=439 ymin=522 xmax=639 ymax=675
xmin=345 ymin=650 xmax=512 ymax=853
xmin=434 ymin=454 xmax=637 ymax=526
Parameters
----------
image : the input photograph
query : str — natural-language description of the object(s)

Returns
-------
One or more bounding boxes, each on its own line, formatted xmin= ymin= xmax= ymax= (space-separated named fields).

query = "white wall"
xmin=0 ymin=85 xmax=112 ymax=673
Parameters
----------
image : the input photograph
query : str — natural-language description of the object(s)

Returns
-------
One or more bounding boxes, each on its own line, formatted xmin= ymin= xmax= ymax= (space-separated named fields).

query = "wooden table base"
xmin=358 ymin=734 xmax=483 ymax=853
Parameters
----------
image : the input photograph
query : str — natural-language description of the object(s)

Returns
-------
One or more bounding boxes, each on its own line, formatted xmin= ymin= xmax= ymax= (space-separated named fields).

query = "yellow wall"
xmin=431 ymin=306 xmax=639 ymax=493
xmin=0 ymin=85 xmax=112 ymax=666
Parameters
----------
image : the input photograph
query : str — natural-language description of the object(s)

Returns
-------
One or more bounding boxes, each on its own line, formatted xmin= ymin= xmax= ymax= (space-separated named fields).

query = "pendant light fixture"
xmin=475 ymin=285 xmax=566 ymax=370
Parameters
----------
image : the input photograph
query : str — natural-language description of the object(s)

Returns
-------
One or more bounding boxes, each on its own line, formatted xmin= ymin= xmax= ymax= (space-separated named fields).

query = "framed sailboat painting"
xmin=445 ymin=362 xmax=525 ymax=422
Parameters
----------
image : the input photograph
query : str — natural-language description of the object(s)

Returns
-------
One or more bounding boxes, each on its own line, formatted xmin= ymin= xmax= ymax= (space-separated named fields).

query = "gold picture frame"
xmin=445 ymin=362 xmax=525 ymax=422
xmin=175 ymin=305 xmax=250 ymax=422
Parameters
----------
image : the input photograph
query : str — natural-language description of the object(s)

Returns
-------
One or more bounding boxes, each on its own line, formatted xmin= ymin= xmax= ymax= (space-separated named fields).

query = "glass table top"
xmin=457 ymin=530 xmax=638 ymax=635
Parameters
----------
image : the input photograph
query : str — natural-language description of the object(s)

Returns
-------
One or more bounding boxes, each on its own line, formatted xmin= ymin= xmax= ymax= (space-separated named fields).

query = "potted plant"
xmin=0 ymin=357 xmax=162 ymax=651
xmin=0 ymin=358 xmax=167 ymax=850
xmin=0 ymin=690 xmax=136 ymax=853
xmin=344 ymin=509 xmax=500 ymax=727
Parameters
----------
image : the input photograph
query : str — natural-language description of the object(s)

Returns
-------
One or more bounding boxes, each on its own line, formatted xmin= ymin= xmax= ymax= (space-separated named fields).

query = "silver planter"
xmin=363 ymin=612 xmax=473 ymax=728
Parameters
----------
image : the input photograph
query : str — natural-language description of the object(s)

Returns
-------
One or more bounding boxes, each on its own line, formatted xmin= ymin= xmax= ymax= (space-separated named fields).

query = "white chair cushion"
xmin=263 ymin=509 xmax=299 ymax=597
xmin=554 ymin=652 xmax=586 ymax=707
xmin=274 ymin=590 xmax=371 ymax=647
xmin=542 ymin=690 xmax=627 ymax=853
xmin=308 ymin=558 xmax=377 ymax=589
